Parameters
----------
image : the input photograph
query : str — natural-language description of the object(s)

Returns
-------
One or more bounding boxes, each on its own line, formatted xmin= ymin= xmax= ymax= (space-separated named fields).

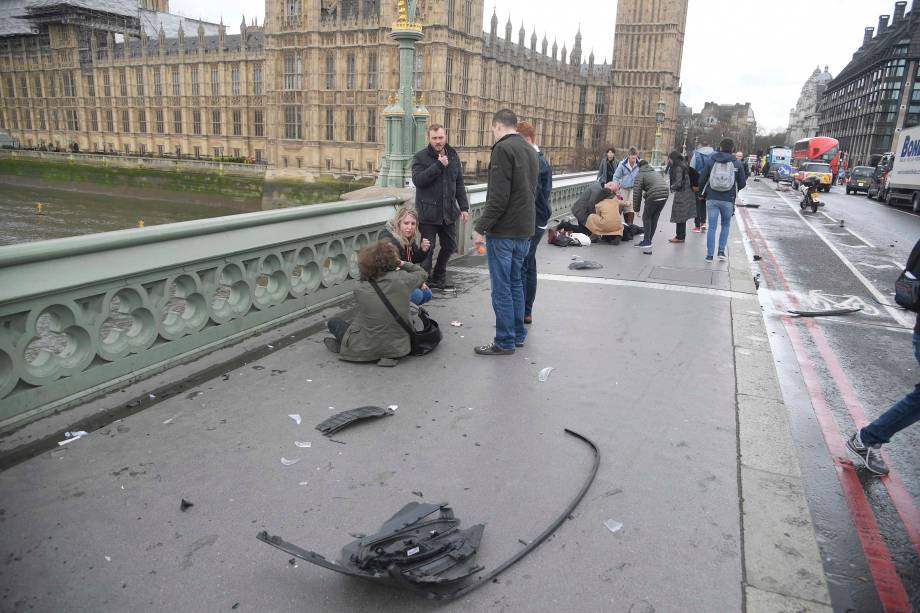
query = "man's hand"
xmin=472 ymin=230 xmax=485 ymax=247
xmin=438 ymin=152 xmax=449 ymax=167
xmin=460 ymin=211 xmax=470 ymax=223
xmin=420 ymin=238 xmax=431 ymax=251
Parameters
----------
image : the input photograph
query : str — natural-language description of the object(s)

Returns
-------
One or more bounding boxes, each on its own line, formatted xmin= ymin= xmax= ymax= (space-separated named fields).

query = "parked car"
xmin=868 ymin=153 xmax=894 ymax=200
xmin=792 ymin=162 xmax=833 ymax=191
xmin=845 ymin=166 xmax=874 ymax=194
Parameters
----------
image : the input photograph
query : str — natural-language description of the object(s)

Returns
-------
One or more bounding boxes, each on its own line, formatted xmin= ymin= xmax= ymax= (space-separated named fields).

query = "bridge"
xmin=0 ymin=175 xmax=834 ymax=612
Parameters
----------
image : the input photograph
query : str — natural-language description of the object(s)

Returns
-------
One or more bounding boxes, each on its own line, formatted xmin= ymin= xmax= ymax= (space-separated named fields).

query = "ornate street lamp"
xmin=652 ymin=98 xmax=665 ymax=167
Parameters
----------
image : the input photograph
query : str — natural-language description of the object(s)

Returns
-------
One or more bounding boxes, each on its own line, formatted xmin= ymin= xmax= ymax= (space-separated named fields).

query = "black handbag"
xmin=894 ymin=244 xmax=920 ymax=311
xmin=369 ymin=280 xmax=442 ymax=355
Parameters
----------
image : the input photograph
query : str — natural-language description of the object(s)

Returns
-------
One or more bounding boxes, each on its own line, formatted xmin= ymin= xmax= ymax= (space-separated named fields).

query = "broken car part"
xmin=787 ymin=307 xmax=862 ymax=317
xmin=315 ymin=406 xmax=395 ymax=436
xmin=568 ymin=260 xmax=604 ymax=270
xmin=256 ymin=428 xmax=599 ymax=600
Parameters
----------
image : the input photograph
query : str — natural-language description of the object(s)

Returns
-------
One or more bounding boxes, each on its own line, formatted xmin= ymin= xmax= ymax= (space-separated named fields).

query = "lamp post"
xmin=652 ymin=98 xmax=665 ymax=167
xmin=681 ymin=124 xmax=689 ymax=157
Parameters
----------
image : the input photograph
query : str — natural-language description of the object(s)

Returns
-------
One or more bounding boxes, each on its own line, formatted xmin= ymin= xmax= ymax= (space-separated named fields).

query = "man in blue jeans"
xmin=699 ymin=138 xmax=746 ymax=262
xmin=471 ymin=109 xmax=539 ymax=355
xmin=846 ymin=238 xmax=920 ymax=475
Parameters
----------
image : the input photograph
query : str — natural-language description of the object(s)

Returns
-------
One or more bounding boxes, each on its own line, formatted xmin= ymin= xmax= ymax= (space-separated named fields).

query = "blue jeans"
xmin=486 ymin=236 xmax=530 ymax=349
xmin=706 ymin=199 xmax=734 ymax=257
xmin=410 ymin=287 xmax=432 ymax=306
xmin=522 ymin=228 xmax=545 ymax=316
xmin=861 ymin=332 xmax=920 ymax=446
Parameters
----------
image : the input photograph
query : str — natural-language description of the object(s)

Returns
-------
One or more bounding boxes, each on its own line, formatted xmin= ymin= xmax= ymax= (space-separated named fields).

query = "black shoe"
xmin=474 ymin=342 xmax=515 ymax=355
xmin=429 ymin=279 xmax=455 ymax=291
xmin=323 ymin=337 xmax=341 ymax=354
xmin=846 ymin=433 xmax=889 ymax=475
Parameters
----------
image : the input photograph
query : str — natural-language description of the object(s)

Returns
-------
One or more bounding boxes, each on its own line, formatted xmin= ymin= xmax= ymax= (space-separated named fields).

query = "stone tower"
xmin=609 ymin=0 xmax=688 ymax=158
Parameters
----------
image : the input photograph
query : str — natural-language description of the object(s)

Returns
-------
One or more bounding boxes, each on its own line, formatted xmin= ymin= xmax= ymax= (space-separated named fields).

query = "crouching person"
xmin=324 ymin=241 xmax=428 ymax=367
xmin=586 ymin=188 xmax=626 ymax=244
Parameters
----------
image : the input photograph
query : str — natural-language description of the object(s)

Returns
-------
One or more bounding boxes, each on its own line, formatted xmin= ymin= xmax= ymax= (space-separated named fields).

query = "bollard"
xmin=36 ymin=202 xmax=44 ymax=215
xmin=138 ymin=219 xmax=145 ymax=228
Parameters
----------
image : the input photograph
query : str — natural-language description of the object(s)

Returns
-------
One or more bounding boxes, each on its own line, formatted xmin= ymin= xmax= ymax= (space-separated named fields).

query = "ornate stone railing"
xmin=0 ymin=172 xmax=595 ymax=430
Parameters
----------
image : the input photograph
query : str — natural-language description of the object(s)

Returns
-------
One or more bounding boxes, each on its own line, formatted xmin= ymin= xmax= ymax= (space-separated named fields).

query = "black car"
xmin=845 ymin=166 xmax=874 ymax=194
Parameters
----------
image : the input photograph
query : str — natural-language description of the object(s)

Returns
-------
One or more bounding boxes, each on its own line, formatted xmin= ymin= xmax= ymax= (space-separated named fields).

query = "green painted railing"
xmin=0 ymin=171 xmax=595 ymax=430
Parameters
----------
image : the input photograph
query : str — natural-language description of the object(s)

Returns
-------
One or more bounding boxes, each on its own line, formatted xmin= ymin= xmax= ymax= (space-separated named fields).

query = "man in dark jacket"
xmin=631 ymin=160 xmax=669 ymax=254
xmin=699 ymin=138 xmax=746 ymax=261
xmin=516 ymin=120 xmax=552 ymax=324
xmin=472 ymin=109 xmax=539 ymax=355
xmin=846 ymin=238 xmax=920 ymax=475
xmin=411 ymin=124 xmax=469 ymax=288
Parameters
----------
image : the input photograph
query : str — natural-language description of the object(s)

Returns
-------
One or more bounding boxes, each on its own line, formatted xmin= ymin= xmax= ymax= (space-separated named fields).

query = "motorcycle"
xmin=799 ymin=176 xmax=823 ymax=214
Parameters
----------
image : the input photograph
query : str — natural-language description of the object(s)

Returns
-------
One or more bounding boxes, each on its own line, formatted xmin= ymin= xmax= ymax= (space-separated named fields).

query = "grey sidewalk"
xmin=0 ymin=200 xmax=830 ymax=612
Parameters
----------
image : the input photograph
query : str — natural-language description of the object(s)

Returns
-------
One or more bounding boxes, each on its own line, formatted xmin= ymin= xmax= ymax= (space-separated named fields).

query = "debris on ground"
xmin=295 ymin=441 xmax=312 ymax=448
xmin=450 ymin=321 xmax=463 ymax=327
xmin=753 ymin=255 xmax=762 ymax=261
xmin=257 ymin=429 xmax=600 ymax=601
xmin=180 ymin=499 xmax=194 ymax=512
xmin=788 ymin=307 xmax=862 ymax=318
xmin=568 ymin=260 xmax=603 ymax=270
xmin=604 ymin=519 xmax=624 ymax=534
xmin=280 ymin=457 xmax=300 ymax=466
xmin=58 ymin=431 xmax=89 ymax=446
xmin=315 ymin=406 xmax=395 ymax=437
xmin=411 ymin=490 xmax=423 ymax=498
xmin=288 ymin=414 xmax=302 ymax=425
xmin=538 ymin=367 xmax=555 ymax=382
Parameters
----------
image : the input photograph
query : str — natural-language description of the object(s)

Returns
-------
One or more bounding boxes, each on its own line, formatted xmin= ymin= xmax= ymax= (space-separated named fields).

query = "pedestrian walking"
xmin=410 ymin=124 xmax=470 ymax=289
xmin=612 ymin=147 xmax=641 ymax=224
xmin=846 ymin=238 xmax=920 ymax=475
xmin=690 ymin=140 xmax=714 ymax=232
xmin=517 ymin=120 xmax=553 ymax=325
xmin=471 ymin=109 xmax=539 ymax=355
xmin=699 ymin=138 xmax=746 ymax=262
xmin=381 ymin=207 xmax=432 ymax=305
xmin=596 ymin=148 xmax=616 ymax=185
xmin=667 ymin=151 xmax=696 ymax=243
xmin=632 ymin=160 xmax=669 ymax=254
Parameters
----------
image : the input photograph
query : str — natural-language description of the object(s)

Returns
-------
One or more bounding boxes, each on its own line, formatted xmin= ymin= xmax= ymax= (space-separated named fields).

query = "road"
xmin=736 ymin=178 xmax=920 ymax=612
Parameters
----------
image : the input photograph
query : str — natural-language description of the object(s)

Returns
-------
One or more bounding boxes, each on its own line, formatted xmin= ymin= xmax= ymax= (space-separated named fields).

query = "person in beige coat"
xmin=586 ymin=196 xmax=626 ymax=244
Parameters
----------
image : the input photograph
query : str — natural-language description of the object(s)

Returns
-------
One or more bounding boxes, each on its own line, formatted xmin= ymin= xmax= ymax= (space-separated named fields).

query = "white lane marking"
xmin=843 ymin=227 xmax=875 ymax=248
xmin=856 ymin=262 xmax=897 ymax=270
xmin=892 ymin=259 xmax=906 ymax=269
xmin=820 ymin=212 xmax=838 ymax=223
xmin=450 ymin=266 xmax=751 ymax=299
xmin=773 ymin=191 xmax=912 ymax=329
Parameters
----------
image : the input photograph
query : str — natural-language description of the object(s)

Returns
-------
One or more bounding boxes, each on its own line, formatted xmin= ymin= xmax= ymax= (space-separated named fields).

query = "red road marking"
xmin=737 ymin=208 xmax=914 ymax=612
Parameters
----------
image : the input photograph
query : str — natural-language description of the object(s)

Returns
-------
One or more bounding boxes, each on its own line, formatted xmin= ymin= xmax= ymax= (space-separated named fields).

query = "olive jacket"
xmin=339 ymin=262 xmax=428 ymax=362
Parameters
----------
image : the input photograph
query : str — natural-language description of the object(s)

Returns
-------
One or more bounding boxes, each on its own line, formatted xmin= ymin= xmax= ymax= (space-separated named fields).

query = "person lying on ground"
xmin=381 ymin=206 xmax=432 ymax=305
xmin=569 ymin=181 xmax=616 ymax=234
xmin=324 ymin=241 xmax=428 ymax=366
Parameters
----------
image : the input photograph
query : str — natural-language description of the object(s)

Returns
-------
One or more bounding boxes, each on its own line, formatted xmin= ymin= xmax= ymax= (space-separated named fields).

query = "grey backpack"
xmin=708 ymin=160 xmax=736 ymax=192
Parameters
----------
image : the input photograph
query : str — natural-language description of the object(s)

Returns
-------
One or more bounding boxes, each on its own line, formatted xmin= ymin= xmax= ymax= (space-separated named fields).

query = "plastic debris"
xmin=299 ymin=481 xmax=309 ymax=486
xmin=295 ymin=441 xmax=312 ymax=448
xmin=450 ymin=321 xmax=463 ymax=327
xmin=568 ymin=260 xmax=603 ymax=270
xmin=387 ymin=404 xmax=398 ymax=411
xmin=281 ymin=457 xmax=300 ymax=466
xmin=58 ymin=431 xmax=89 ymax=446
xmin=316 ymin=406 xmax=395 ymax=436
xmin=412 ymin=490 xmax=424 ymax=497
xmin=105 ymin=556 xmax=112 ymax=562
xmin=538 ymin=367 xmax=555 ymax=382
xmin=288 ymin=414 xmax=302 ymax=425
xmin=604 ymin=519 xmax=623 ymax=534
xmin=180 ymin=499 xmax=194 ymax=512
xmin=267 ymin=345 xmax=274 ymax=349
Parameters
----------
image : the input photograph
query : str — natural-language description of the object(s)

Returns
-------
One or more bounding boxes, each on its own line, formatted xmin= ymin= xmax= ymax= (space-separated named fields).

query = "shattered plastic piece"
xmin=568 ymin=260 xmax=603 ymax=270
xmin=450 ymin=321 xmax=463 ymax=327
xmin=604 ymin=519 xmax=623 ymax=533
xmin=58 ymin=430 xmax=89 ymax=446
xmin=411 ymin=490 xmax=423 ymax=498
xmin=299 ymin=482 xmax=309 ymax=486
xmin=288 ymin=414 xmax=302 ymax=425
xmin=315 ymin=406 xmax=395 ymax=436
xmin=788 ymin=307 xmax=862 ymax=318
xmin=180 ymin=499 xmax=194 ymax=512
xmin=295 ymin=441 xmax=312 ymax=448
xmin=257 ymin=429 xmax=600 ymax=601
xmin=281 ymin=457 xmax=300 ymax=466
xmin=538 ymin=367 xmax=554 ymax=382
xmin=267 ymin=345 xmax=274 ymax=349
xmin=387 ymin=405 xmax=398 ymax=411
xmin=105 ymin=556 xmax=111 ymax=562
xmin=149 ymin=394 xmax=156 ymax=399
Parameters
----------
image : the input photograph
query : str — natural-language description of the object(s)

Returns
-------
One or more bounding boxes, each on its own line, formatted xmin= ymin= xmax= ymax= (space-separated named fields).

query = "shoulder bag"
xmin=894 ymin=242 xmax=920 ymax=311
xmin=369 ymin=280 xmax=442 ymax=355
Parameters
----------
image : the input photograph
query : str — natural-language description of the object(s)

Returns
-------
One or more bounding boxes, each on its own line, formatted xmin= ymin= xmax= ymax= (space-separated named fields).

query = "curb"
xmin=727 ymin=214 xmax=833 ymax=612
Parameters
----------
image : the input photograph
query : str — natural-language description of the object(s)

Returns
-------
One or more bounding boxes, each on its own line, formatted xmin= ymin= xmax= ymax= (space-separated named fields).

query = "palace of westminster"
xmin=0 ymin=0 xmax=688 ymax=177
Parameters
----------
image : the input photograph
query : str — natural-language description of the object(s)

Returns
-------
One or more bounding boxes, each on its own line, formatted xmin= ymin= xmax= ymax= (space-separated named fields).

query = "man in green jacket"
xmin=632 ymin=160 xmax=670 ymax=254
xmin=471 ymin=109 xmax=539 ymax=355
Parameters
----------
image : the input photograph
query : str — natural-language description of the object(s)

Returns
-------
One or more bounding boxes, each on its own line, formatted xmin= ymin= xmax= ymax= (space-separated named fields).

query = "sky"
xmin=169 ymin=0 xmax=901 ymax=133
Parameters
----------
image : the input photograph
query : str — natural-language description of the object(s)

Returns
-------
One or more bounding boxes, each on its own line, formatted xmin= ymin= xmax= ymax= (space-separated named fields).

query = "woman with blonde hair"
xmin=381 ymin=206 xmax=432 ymax=305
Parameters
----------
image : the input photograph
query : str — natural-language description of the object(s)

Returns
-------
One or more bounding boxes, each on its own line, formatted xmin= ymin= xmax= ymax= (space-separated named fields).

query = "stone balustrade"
xmin=0 ymin=171 xmax=595 ymax=430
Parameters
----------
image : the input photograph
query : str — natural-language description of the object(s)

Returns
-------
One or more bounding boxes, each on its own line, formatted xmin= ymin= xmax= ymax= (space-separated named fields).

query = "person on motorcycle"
xmin=800 ymin=176 xmax=821 ymax=212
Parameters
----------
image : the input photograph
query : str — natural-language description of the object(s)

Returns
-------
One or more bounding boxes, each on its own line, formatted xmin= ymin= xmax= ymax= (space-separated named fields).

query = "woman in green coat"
xmin=324 ymin=241 xmax=428 ymax=366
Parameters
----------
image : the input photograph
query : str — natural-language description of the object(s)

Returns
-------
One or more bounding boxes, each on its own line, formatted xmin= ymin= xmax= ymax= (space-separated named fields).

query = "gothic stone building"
xmin=0 ymin=0 xmax=688 ymax=177
xmin=786 ymin=65 xmax=833 ymax=145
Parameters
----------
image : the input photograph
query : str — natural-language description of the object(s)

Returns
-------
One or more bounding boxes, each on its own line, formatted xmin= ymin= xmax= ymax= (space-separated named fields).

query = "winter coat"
xmin=411 ymin=144 xmax=469 ymax=226
xmin=669 ymin=162 xmax=697 ymax=223
xmin=475 ymin=133 xmax=539 ymax=239
xmin=690 ymin=146 xmax=714 ymax=173
xmin=536 ymin=150 xmax=553 ymax=229
xmin=586 ymin=198 xmax=625 ymax=236
xmin=699 ymin=151 xmax=747 ymax=204
xmin=596 ymin=157 xmax=616 ymax=185
xmin=339 ymin=262 xmax=428 ymax=362
xmin=632 ymin=164 xmax=670 ymax=211
xmin=381 ymin=229 xmax=427 ymax=264
xmin=612 ymin=157 xmax=641 ymax=189
xmin=572 ymin=183 xmax=614 ymax=225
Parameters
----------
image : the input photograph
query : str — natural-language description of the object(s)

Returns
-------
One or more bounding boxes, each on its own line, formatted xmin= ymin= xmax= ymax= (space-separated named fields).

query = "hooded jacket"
xmin=690 ymin=146 xmax=714 ymax=173
xmin=700 ymin=151 xmax=747 ymax=203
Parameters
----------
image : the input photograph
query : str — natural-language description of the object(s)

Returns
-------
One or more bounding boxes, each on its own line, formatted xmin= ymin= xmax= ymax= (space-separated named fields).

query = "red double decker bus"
xmin=792 ymin=137 xmax=841 ymax=176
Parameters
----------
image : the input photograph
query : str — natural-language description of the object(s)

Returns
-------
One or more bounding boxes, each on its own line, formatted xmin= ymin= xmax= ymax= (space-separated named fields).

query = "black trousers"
xmin=419 ymin=222 xmax=457 ymax=282
xmin=675 ymin=222 xmax=687 ymax=240
xmin=694 ymin=196 xmax=707 ymax=228
xmin=642 ymin=199 xmax=666 ymax=244
xmin=327 ymin=318 xmax=350 ymax=344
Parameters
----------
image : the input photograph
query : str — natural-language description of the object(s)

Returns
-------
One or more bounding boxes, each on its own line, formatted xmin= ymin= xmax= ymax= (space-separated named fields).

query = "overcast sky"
xmin=170 ymin=0 xmax=900 ymax=132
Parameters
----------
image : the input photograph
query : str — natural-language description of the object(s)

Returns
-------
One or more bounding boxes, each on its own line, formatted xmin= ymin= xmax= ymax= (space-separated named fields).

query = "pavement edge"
xmin=728 ymin=215 xmax=833 ymax=613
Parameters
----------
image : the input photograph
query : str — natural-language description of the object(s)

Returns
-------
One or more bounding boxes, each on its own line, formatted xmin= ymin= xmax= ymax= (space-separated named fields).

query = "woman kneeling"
xmin=381 ymin=207 xmax=432 ymax=305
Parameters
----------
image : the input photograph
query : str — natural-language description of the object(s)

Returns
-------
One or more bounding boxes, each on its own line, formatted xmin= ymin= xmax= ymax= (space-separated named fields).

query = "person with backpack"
xmin=690 ymin=141 xmax=714 ymax=232
xmin=846 ymin=238 xmax=920 ymax=475
xmin=699 ymin=138 xmax=746 ymax=262
xmin=612 ymin=147 xmax=641 ymax=224
xmin=667 ymin=151 xmax=696 ymax=243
